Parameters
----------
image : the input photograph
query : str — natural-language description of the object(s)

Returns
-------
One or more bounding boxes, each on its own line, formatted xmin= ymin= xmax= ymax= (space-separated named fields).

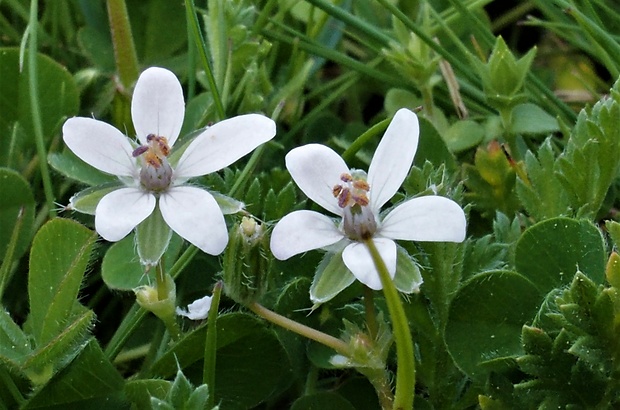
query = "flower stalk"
xmin=365 ymin=238 xmax=415 ymax=410
xmin=248 ymin=302 xmax=351 ymax=357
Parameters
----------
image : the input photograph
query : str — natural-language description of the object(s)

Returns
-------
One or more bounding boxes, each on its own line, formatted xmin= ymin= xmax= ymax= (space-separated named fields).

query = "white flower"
xmin=176 ymin=295 xmax=213 ymax=320
xmin=270 ymin=108 xmax=466 ymax=291
xmin=63 ymin=67 xmax=276 ymax=256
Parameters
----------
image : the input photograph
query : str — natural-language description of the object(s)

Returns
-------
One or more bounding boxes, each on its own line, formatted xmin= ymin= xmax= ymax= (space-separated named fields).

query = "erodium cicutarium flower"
xmin=63 ymin=67 xmax=276 ymax=263
xmin=270 ymin=108 xmax=466 ymax=294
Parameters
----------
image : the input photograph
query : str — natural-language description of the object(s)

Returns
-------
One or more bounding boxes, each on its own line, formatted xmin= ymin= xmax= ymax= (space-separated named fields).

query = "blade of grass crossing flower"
xmin=27 ymin=0 xmax=56 ymax=218
xmin=185 ymin=0 xmax=225 ymax=120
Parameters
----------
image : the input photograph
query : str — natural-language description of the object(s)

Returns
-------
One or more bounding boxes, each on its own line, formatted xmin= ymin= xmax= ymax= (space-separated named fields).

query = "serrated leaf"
xmin=516 ymin=138 xmax=570 ymax=220
xmin=125 ymin=379 xmax=170 ymax=410
xmin=310 ymin=251 xmax=356 ymax=304
xmin=170 ymin=370 xmax=193 ymax=409
xmin=263 ymin=188 xmax=278 ymax=221
xmin=244 ymin=178 xmax=261 ymax=216
xmin=27 ymin=219 xmax=97 ymax=345
xmin=555 ymin=79 xmax=620 ymax=219
xmin=275 ymin=181 xmax=297 ymax=220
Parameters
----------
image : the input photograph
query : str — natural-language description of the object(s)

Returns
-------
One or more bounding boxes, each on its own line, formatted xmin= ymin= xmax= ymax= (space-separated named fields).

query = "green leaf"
xmin=310 ymin=251 xmax=356 ymax=304
xmin=23 ymin=309 xmax=95 ymax=380
xmin=516 ymin=138 xmax=570 ymax=220
xmin=0 ymin=168 xmax=35 ymax=262
xmin=49 ymin=150 xmax=117 ymax=186
xmin=442 ymin=120 xmax=485 ymax=153
xmin=509 ymin=103 xmax=559 ymax=135
xmin=0 ymin=308 xmax=31 ymax=370
xmin=0 ymin=48 xmax=79 ymax=148
xmin=23 ymin=339 xmax=126 ymax=409
xmin=290 ymin=392 xmax=356 ymax=410
xmin=515 ymin=217 xmax=606 ymax=294
xmin=555 ymin=79 xmax=620 ymax=219
xmin=125 ymin=379 xmax=170 ymax=410
xmin=102 ymin=233 xmax=182 ymax=291
xmin=27 ymin=219 xmax=97 ymax=345
xmin=151 ymin=313 xmax=290 ymax=410
xmin=445 ymin=270 xmax=541 ymax=381
xmin=414 ymin=117 xmax=456 ymax=170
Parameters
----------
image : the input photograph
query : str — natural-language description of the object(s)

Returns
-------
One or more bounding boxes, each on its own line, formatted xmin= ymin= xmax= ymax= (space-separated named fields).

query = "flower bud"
xmin=223 ymin=217 xmax=270 ymax=304
xmin=134 ymin=272 xmax=176 ymax=321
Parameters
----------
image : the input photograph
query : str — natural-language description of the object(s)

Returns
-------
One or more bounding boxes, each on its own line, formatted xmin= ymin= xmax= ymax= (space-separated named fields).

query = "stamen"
xmin=352 ymin=179 xmax=370 ymax=191
xmin=332 ymin=185 xmax=343 ymax=198
xmin=340 ymin=173 xmax=353 ymax=183
xmin=338 ymin=188 xmax=351 ymax=208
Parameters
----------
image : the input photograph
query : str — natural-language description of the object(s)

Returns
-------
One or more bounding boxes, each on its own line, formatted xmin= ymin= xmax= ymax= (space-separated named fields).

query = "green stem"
xmin=365 ymin=239 xmax=415 ymax=410
xmin=248 ymin=302 xmax=351 ymax=357
xmin=342 ymin=117 xmax=390 ymax=163
xmin=0 ymin=365 xmax=24 ymax=407
xmin=185 ymin=0 xmax=225 ymax=120
xmin=204 ymin=281 xmax=222 ymax=409
xmin=28 ymin=0 xmax=56 ymax=219
xmin=106 ymin=0 xmax=140 ymax=89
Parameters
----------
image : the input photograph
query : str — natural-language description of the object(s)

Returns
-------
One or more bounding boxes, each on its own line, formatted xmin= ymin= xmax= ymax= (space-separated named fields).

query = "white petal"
xmin=367 ymin=109 xmax=419 ymax=211
xmin=270 ymin=210 xmax=343 ymax=260
xmin=174 ymin=114 xmax=276 ymax=178
xmin=131 ymin=67 xmax=185 ymax=146
xmin=95 ymin=188 xmax=156 ymax=241
xmin=176 ymin=295 xmax=213 ymax=320
xmin=285 ymin=144 xmax=349 ymax=216
xmin=63 ymin=117 xmax=137 ymax=177
xmin=380 ymin=196 xmax=466 ymax=242
xmin=160 ymin=186 xmax=228 ymax=255
xmin=342 ymin=238 xmax=397 ymax=290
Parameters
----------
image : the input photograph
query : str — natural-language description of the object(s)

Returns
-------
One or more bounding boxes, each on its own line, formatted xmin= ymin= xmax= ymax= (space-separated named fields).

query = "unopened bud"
xmin=223 ymin=217 xmax=270 ymax=304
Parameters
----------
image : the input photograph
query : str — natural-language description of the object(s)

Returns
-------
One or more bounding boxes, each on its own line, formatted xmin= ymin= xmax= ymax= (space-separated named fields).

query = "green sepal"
xmin=212 ymin=191 xmax=245 ymax=215
xmin=310 ymin=250 xmax=356 ymax=304
xmin=68 ymin=183 xmax=123 ymax=215
xmin=393 ymin=245 xmax=423 ymax=294
xmin=136 ymin=205 xmax=172 ymax=267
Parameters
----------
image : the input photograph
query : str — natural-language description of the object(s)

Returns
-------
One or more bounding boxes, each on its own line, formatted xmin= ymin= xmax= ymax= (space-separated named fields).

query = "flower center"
xmin=333 ymin=170 xmax=377 ymax=240
xmin=133 ymin=134 xmax=173 ymax=192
